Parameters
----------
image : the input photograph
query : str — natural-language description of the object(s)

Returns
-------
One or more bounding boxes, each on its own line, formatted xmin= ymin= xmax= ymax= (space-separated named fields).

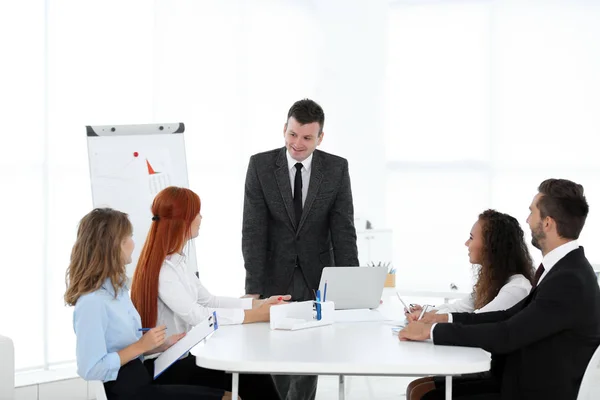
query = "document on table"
xmin=153 ymin=312 xmax=218 ymax=379
xmin=333 ymin=309 xmax=390 ymax=323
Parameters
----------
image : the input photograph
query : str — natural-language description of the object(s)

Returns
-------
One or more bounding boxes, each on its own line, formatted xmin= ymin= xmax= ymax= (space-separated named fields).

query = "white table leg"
xmin=232 ymin=372 xmax=239 ymax=399
xmin=445 ymin=376 xmax=452 ymax=400
xmin=339 ymin=375 xmax=345 ymax=400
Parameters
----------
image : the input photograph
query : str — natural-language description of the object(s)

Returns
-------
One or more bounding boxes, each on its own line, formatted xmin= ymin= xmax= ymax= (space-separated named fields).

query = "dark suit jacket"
xmin=433 ymin=247 xmax=600 ymax=400
xmin=242 ymin=147 xmax=359 ymax=299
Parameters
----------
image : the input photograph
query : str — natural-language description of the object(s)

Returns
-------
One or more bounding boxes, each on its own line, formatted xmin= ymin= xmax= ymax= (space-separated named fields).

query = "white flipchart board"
xmin=86 ymin=123 xmax=197 ymax=277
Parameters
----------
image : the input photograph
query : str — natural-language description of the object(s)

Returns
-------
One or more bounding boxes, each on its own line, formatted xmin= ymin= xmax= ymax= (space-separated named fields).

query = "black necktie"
xmin=532 ymin=263 xmax=545 ymax=289
xmin=293 ymin=163 xmax=303 ymax=228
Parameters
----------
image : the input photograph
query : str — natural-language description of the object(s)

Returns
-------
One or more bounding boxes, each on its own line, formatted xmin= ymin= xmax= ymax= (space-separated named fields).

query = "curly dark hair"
xmin=473 ymin=209 xmax=535 ymax=309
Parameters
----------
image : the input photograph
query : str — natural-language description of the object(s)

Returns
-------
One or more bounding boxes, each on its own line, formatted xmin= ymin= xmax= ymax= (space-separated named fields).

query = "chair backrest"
xmin=90 ymin=381 xmax=107 ymax=400
xmin=577 ymin=343 xmax=600 ymax=400
xmin=0 ymin=334 xmax=15 ymax=400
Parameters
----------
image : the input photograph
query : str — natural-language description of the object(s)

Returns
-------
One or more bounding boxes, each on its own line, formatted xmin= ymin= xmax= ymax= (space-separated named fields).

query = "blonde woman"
xmin=65 ymin=208 xmax=230 ymax=400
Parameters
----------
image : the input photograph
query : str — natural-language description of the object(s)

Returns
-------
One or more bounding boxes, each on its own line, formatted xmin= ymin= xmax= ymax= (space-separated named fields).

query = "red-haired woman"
xmin=131 ymin=187 xmax=287 ymax=400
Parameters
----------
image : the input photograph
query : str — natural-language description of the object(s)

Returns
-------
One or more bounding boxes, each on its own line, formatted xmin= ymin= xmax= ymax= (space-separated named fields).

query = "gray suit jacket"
xmin=242 ymin=147 xmax=359 ymax=299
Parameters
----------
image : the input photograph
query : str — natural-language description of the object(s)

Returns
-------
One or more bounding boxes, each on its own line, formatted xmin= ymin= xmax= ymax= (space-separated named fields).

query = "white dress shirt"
xmin=431 ymin=273 xmax=532 ymax=339
xmin=435 ymin=274 xmax=532 ymax=315
xmin=537 ymin=240 xmax=579 ymax=286
xmin=156 ymin=253 xmax=252 ymax=335
xmin=286 ymin=149 xmax=313 ymax=206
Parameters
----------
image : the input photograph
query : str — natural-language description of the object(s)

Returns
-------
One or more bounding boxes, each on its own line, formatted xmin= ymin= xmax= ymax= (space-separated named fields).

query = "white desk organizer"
xmin=270 ymin=301 xmax=334 ymax=330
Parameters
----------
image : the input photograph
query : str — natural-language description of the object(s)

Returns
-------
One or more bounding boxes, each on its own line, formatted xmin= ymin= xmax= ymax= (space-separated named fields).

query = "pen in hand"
xmin=417 ymin=305 xmax=429 ymax=321
xmin=396 ymin=292 xmax=410 ymax=314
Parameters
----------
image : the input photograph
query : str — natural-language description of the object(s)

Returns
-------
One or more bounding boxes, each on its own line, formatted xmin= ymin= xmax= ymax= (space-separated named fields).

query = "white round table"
xmin=193 ymin=322 xmax=490 ymax=400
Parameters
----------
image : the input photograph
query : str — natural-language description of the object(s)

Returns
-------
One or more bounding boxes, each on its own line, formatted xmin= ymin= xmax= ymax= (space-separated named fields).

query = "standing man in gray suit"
xmin=242 ymin=99 xmax=359 ymax=400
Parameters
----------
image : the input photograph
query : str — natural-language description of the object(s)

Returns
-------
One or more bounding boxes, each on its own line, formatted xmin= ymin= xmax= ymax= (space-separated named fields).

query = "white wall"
xmin=151 ymin=0 xmax=390 ymax=294
xmin=314 ymin=0 xmax=390 ymax=230
xmin=384 ymin=0 xmax=600 ymax=291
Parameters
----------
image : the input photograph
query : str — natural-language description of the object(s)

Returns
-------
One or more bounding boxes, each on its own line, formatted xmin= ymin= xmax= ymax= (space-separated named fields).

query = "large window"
xmin=0 ymin=0 xmax=322 ymax=371
xmin=3 ymin=0 xmax=599 ymax=373
xmin=385 ymin=0 xmax=600 ymax=292
xmin=0 ymin=0 xmax=46 ymax=370
xmin=385 ymin=1 xmax=493 ymax=290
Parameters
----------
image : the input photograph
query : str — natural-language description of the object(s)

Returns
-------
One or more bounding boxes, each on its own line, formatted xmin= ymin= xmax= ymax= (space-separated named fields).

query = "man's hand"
xmin=399 ymin=322 xmax=433 ymax=342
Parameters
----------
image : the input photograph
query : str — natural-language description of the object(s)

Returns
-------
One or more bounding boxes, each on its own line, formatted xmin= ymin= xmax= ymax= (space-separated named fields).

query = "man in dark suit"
xmin=400 ymin=178 xmax=600 ymax=400
xmin=242 ymin=98 xmax=359 ymax=400
xmin=242 ymin=98 xmax=359 ymax=301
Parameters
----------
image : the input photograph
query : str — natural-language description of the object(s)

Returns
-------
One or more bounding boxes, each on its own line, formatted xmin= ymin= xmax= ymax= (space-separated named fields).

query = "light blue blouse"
xmin=73 ymin=278 xmax=142 ymax=382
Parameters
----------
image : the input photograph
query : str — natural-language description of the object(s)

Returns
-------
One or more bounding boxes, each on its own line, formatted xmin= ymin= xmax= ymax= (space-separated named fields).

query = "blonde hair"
xmin=64 ymin=208 xmax=133 ymax=306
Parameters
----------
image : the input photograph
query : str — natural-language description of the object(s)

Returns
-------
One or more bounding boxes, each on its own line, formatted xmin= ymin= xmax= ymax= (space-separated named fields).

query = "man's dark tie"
xmin=532 ymin=263 xmax=545 ymax=289
xmin=293 ymin=162 xmax=303 ymax=228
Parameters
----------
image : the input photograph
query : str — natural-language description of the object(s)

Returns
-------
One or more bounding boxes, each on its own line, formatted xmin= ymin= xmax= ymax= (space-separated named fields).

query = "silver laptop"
xmin=318 ymin=266 xmax=388 ymax=310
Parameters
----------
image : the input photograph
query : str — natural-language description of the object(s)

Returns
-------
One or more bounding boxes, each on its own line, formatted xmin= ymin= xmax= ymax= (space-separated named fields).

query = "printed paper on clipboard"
xmin=153 ymin=312 xmax=219 ymax=379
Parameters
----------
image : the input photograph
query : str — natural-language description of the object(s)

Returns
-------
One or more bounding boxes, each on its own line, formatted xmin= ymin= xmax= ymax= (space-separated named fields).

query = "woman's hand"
xmin=252 ymin=295 xmax=291 ymax=308
xmin=245 ymin=295 xmax=290 ymax=323
xmin=137 ymin=326 xmax=167 ymax=353
xmin=407 ymin=310 xmax=447 ymax=324
xmin=409 ymin=304 xmax=422 ymax=313
xmin=265 ymin=295 xmax=291 ymax=304
xmin=152 ymin=332 xmax=186 ymax=353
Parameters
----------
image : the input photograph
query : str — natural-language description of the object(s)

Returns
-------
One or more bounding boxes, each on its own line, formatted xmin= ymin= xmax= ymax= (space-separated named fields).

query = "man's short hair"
xmin=537 ymin=179 xmax=589 ymax=239
xmin=287 ymin=99 xmax=325 ymax=135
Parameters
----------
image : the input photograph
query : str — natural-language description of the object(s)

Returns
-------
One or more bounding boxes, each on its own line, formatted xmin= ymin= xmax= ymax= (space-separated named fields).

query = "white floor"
xmin=316 ymin=375 xmax=410 ymax=400
xmin=14 ymin=373 xmax=413 ymax=399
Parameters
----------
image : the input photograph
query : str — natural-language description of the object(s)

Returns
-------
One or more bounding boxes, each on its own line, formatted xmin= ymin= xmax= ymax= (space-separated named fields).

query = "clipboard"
xmin=153 ymin=312 xmax=218 ymax=379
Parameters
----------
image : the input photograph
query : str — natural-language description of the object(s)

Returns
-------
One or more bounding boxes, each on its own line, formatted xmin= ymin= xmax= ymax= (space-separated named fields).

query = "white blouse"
xmin=435 ymin=274 xmax=532 ymax=314
xmin=156 ymin=253 xmax=252 ymax=336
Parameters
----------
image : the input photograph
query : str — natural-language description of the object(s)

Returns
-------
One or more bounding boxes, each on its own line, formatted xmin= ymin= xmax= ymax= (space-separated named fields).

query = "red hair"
xmin=130 ymin=186 xmax=201 ymax=328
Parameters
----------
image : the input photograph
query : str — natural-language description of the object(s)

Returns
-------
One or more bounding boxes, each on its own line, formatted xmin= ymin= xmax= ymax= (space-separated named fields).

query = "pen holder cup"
xmin=384 ymin=273 xmax=396 ymax=288
xmin=270 ymin=300 xmax=335 ymax=330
